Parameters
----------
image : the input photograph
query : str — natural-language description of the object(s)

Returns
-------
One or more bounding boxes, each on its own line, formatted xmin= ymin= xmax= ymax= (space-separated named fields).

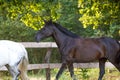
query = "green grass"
xmin=51 ymin=68 xmax=120 ymax=80
xmin=0 ymin=68 xmax=120 ymax=80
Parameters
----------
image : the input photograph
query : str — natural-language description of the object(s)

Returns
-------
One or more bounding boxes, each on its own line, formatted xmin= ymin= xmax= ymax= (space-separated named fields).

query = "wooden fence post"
xmin=44 ymin=48 xmax=52 ymax=80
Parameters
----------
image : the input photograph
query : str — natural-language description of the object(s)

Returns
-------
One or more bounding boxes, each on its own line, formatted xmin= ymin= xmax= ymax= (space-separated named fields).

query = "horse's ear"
xmin=43 ymin=19 xmax=52 ymax=23
xmin=43 ymin=20 xmax=47 ymax=23
xmin=49 ymin=19 xmax=52 ymax=22
xmin=47 ymin=19 xmax=52 ymax=24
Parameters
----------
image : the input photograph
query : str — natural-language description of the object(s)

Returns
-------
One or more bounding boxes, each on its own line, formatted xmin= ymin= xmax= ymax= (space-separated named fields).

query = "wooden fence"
xmin=0 ymin=42 xmax=119 ymax=80
xmin=0 ymin=62 xmax=115 ymax=71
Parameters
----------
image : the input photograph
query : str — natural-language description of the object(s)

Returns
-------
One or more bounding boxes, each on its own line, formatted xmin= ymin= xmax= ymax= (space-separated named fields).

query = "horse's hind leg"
xmin=68 ymin=62 xmax=77 ymax=80
xmin=98 ymin=58 xmax=107 ymax=80
xmin=6 ymin=65 xmax=20 ymax=80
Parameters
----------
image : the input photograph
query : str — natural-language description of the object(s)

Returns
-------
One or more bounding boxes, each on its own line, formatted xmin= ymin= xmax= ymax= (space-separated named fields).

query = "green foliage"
xmin=91 ymin=24 xmax=120 ymax=39
xmin=1 ymin=0 xmax=87 ymax=36
xmin=72 ymin=68 xmax=89 ymax=79
xmin=79 ymin=0 xmax=120 ymax=28
xmin=0 ymin=17 xmax=35 ymax=41
xmin=4 ymin=0 xmax=61 ymax=30
xmin=108 ymin=24 xmax=120 ymax=39
xmin=78 ymin=0 xmax=120 ymax=39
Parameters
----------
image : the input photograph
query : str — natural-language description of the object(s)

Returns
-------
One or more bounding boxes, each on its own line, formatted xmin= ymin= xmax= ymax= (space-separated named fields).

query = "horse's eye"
xmin=40 ymin=28 xmax=46 ymax=34
xmin=42 ymin=28 xmax=46 ymax=31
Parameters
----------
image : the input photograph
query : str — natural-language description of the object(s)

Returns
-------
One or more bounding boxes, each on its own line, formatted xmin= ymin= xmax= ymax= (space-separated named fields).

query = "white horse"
xmin=0 ymin=40 xmax=29 ymax=80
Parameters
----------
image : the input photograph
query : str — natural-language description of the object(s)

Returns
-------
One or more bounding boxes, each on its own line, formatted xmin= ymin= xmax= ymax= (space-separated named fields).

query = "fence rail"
xmin=21 ymin=42 xmax=57 ymax=48
xmin=0 ymin=62 xmax=115 ymax=71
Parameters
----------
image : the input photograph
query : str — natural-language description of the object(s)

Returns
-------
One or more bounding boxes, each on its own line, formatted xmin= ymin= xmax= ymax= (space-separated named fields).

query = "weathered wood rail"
xmin=0 ymin=62 xmax=115 ymax=71
xmin=21 ymin=42 xmax=57 ymax=48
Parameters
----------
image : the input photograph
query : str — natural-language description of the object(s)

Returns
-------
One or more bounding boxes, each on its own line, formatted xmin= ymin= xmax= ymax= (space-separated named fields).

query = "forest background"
xmin=0 ymin=0 xmax=120 ymax=79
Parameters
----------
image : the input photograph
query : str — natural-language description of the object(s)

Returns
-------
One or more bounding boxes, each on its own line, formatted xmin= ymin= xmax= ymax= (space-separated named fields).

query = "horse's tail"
xmin=116 ymin=41 xmax=120 ymax=64
xmin=18 ymin=45 xmax=29 ymax=80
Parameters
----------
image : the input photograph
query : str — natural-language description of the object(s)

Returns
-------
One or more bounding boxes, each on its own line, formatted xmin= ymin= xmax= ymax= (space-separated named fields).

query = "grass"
xmin=0 ymin=68 xmax=120 ymax=80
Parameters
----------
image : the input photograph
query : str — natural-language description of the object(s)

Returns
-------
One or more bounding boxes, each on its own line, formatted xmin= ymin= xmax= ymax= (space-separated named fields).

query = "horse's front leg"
xmin=55 ymin=62 xmax=67 ymax=80
xmin=98 ymin=58 xmax=107 ymax=80
xmin=68 ymin=62 xmax=77 ymax=80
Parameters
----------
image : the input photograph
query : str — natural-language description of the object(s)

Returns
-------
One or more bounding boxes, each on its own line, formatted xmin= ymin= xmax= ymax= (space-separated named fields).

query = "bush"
xmin=0 ymin=17 xmax=35 ymax=42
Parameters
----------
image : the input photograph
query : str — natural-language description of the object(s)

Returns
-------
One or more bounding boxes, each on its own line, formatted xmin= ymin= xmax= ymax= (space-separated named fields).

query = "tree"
xmin=1 ymin=0 xmax=119 ymax=39
xmin=5 ymin=0 xmax=61 ymax=30
xmin=78 ymin=0 xmax=120 ymax=39
xmin=0 ymin=17 xmax=35 ymax=41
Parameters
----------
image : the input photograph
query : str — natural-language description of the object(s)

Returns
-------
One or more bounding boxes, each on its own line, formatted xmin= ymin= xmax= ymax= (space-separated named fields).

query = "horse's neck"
xmin=52 ymin=26 xmax=71 ymax=48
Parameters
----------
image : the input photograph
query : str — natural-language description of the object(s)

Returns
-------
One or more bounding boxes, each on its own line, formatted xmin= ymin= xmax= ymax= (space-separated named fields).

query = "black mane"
xmin=52 ymin=22 xmax=80 ymax=38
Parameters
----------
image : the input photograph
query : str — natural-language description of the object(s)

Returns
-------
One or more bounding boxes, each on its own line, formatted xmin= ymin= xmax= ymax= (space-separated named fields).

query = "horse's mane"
xmin=51 ymin=22 xmax=79 ymax=38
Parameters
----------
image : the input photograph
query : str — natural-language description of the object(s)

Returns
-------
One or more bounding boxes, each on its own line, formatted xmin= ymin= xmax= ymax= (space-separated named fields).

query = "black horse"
xmin=35 ymin=20 xmax=120 ymax=80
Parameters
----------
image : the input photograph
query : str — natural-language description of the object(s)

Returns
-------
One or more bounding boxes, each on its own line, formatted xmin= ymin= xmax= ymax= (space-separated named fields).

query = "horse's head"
xmin=35 ymin=20 xmax=54 ymax=42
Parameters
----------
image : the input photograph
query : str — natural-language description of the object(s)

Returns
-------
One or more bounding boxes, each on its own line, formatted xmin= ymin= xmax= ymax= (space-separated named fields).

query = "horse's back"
xmin=0 ymin=40 xmax=25 ymax=52
xmin=71 ymin=37 xmax=119 ymax=62
xmin=100 ymin=37 xmax=119 ymax=51
xmin=99 ymin=37 xmax=119 ymax=60
xmin=0 ymin=40 xmax=27 ymax=66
